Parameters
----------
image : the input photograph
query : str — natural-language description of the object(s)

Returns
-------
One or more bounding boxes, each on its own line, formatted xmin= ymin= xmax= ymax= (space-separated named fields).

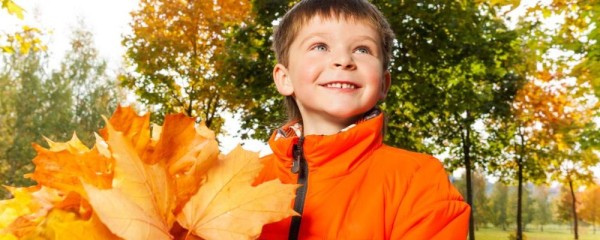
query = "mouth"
xmin=320 ymin=82 xmax=359 ymax=89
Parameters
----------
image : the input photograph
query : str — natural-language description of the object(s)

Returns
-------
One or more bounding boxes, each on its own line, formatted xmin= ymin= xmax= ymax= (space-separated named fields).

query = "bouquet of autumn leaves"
xmin=0 ymin=106 xmax=298 ymax=240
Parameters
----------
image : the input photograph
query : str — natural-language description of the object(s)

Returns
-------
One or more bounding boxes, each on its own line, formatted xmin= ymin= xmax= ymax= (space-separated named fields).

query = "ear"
xmin=379 ymin=70 xmax=391 ymax=100
xmin=273 ymin=63 xmax=294 ymax=96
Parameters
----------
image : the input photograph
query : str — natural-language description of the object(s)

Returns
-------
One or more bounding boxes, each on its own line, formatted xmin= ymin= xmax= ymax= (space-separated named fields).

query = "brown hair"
xmin=272 ymin=0 xmax=395 ymax=123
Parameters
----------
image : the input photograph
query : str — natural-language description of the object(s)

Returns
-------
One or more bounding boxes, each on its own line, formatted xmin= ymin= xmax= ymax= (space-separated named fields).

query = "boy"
xmin=253 ymin=0 xmax=470 ymax=239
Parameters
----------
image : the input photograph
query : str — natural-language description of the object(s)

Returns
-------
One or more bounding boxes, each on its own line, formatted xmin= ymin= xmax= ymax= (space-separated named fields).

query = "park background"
xmin=1 ymin=0 xmax=599 ymax=239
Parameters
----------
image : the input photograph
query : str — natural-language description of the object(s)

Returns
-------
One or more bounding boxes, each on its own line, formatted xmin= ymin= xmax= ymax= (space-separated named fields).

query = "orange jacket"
xmin=254 ymin=113 xmax=470 ymax=239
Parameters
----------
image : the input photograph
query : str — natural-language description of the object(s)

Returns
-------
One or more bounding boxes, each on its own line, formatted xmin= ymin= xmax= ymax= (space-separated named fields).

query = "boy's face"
xmin=273 ymin=15 xmax=391 ymax=135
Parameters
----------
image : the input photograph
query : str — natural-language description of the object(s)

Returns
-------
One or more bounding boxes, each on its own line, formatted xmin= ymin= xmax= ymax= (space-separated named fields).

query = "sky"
xmin=1 ymin=0 xmax=270 ymax=155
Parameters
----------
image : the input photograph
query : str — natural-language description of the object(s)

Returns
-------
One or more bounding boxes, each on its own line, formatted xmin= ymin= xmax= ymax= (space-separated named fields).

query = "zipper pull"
xmin=291 ymin=144 xmax=300 ymax=173
xmin=291 ymin=157 xmax=300 ymax=174
xmin=291 ymin=137 xmax=304 ymax=174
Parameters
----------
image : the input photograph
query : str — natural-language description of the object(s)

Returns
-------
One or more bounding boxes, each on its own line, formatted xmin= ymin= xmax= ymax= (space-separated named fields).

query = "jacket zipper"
xmin=288 ymin=136 xmax=307 ymax=240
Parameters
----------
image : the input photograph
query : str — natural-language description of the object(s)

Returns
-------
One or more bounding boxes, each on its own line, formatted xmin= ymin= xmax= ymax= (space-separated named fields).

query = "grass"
xmin=475 ymin=225 xmax=600 ymax=240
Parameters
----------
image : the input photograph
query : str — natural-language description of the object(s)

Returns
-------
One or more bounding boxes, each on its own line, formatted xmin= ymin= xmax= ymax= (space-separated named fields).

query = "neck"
xmin=301 ymin=114 xmax=360 ymax=136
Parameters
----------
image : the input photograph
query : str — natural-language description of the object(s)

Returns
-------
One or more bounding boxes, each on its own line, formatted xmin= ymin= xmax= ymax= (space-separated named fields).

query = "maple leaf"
xmin=149 ymin=114 xmax=219 ymax=212
xmin=84 ymin=107 xmax=219 ymax=239
xmin=84 ymin=117 xmax=174 ymax=240
xmin=83 ymin=182 xmax=172 ymax=240
xmin=2 ymin=105 xmax=298 ymax=239
xmin=177 ymin=146 xmax=298 ymax=240
xmin=27 ymin=134 xmax=113 ymax=197
xmin=98 ymin=105 xmax=152 ymax=160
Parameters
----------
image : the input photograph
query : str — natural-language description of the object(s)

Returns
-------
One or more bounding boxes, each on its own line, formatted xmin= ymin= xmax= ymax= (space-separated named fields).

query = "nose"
xmin=332 ymin=52 xmax=356 ymax=70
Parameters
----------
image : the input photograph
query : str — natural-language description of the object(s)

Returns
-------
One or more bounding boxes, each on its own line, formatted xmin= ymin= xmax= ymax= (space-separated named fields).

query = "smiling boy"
xmin=253 ymin=0 xmax=470 ymax=239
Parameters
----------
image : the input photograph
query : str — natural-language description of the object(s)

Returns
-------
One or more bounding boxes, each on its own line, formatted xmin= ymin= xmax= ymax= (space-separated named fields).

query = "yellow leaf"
xmin=0 ymin=187 xmax=37 ymax=231
xmin=0 ymin=234 xmax=17 ymax=240
xmin=4 ymin=0 xmax=25 ymax=19
xmin=36 ymin=209 xmax=119 ymax=240
xmin=44 ymin=133 xmax=89 ymax=153
xmin=0 ymin=186 xmax=62 ymax=238
xmin=177 ymin=146 xmax=298 ymax=240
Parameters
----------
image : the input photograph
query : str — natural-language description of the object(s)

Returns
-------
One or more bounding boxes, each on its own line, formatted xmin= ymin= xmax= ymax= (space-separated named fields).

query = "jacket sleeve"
xmin=389 ymin=155 xmax=471 ymax=240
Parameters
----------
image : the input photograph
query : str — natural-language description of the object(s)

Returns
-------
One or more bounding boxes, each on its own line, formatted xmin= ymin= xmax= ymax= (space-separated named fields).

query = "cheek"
xmin=291 ymin=59 xmax=322 ymax=84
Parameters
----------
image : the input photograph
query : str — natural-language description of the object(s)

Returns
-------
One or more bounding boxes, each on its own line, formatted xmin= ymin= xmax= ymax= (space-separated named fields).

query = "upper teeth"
xmin=324 ymin=83 xmax=356 ymax=89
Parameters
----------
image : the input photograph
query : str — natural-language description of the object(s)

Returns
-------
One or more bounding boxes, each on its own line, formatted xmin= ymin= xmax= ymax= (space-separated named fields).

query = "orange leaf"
xmin=177 ymin=146 xmax=298 ymax=239
xmin=27 ymin=135 xmax=113 ymax=197
xmin=98 ymin=105 xmax=151 ymax=159
xmin=150 ymin=114 xmax=219 ymax=212
xmin=90 ymin=118 xmax=175 ymax=237
xmin=83 ymin=182 xmax=171 ymax=240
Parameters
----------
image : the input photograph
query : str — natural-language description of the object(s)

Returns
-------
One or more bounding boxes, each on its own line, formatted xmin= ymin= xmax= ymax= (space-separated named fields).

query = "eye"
xmin=354 ymin=46 xmax=372 ymax=54
xmin=311 ymin=43 xmax=328 ymax=52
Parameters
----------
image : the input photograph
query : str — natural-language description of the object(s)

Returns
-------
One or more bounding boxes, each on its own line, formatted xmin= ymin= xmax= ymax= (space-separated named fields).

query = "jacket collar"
xmin=268 ymin=109 xmax=384 ymax=179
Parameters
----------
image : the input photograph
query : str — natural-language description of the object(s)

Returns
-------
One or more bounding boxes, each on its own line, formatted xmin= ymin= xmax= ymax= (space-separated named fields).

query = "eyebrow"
xmin=296 ymin=33 xmax=379 ymax=48
xmin=296 ymin=33 xmax=329 ymax=47
xmin=353 ymin=35 xmax=379 ymax=46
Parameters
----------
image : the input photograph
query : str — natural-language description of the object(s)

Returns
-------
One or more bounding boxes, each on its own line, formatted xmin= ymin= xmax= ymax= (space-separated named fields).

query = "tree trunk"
xmin=462 ymin=125 xmax=475 ymax=240
xmin=568 ymin=178 xmax=579 ymax=240
xmin=516 ymin=131 xmax=526 ymax=240
xmin=516 ymin=158 xmax=523 ymax=240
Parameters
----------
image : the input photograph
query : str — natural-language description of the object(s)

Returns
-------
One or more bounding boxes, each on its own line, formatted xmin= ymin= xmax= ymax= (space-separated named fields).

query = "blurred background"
xmin=1 ymin=0 xmax=599 ymax=239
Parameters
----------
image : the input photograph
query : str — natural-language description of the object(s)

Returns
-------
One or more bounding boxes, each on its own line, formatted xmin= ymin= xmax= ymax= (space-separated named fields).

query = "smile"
xmin=321 ymin=82 xmax=358 ymax=89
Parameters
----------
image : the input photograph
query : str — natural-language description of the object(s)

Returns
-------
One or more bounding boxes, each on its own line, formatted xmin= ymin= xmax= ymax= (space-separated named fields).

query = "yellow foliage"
xmin=1 ymin=0 xmax=25 ymax=19
xmin=0 ymin=106 xmax=297 ymax=239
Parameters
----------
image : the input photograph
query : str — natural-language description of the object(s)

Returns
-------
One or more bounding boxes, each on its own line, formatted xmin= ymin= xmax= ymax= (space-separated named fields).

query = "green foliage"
xmin=372 ymin=0 xmax=524 ymax=156
xmin=489 ymin=181 xmax=511 ymax=230
xmin=218 ymin=0 xmax=291 ymax=140
xmin=0 ymin=21 xmax=117 ymax=198
xmin=454 ymin=171 xmax=491 ymax=228
xmin=49 ymin=19 xmax=116 ymax=146
xmin=0 ymin=34 xmax=48 ymax=194
xmin=532 ymin=185 xmax=553 ymax=231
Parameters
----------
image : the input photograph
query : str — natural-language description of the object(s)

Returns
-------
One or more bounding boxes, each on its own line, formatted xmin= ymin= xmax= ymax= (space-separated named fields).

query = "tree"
xmin=543 ymin=0 xmax=600 ymax=99
xmin=0 ymin=0 xmax=46 ymax=199
xmin=555 ymin=185 xmax=583 ymax=227
xmin=532 ymin=184 xmax=553 ymax=232
xmin=219 ymin=0 xmax=292 ymax=140
xmin=580 ymin=184 xmax=600 ymax=234
xmin=533 ymin=68 xmax=600 ymax=240
xmin=121 ymin=0 xmax=251 ymax=133
xmin=535 ymin=3 xmax=600 ymax=237
xmin=2 ymin=29 xmax=48 ymax=190
xmin=377 ymin=2 xmax=524 ymax=238
xmin=454 ymin=171 xmax=490 ymax=230
xmin=49 ymin=19 xmax=117 ymax=146
xmin=489 ymin=181 xmax=511 ymax=230
xmin=0 ymin=16 xmax=117 ymax=199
